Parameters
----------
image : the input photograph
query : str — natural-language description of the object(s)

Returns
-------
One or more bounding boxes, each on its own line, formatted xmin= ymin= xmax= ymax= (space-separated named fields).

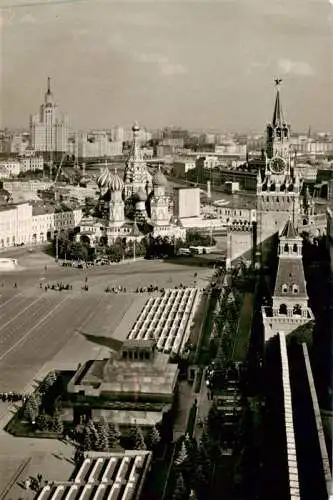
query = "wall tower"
xmin=257 ymin=80 xmax=301 ymax=241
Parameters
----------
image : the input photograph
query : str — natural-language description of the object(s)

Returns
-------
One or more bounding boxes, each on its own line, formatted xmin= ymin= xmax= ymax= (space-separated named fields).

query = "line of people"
xmin=40 ymin=282 xmax=73 ymax=291
xmin=0 ymin=392 xmax=29 ymax=403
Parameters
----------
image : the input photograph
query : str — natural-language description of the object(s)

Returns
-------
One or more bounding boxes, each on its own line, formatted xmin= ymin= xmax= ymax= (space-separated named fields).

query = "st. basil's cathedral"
xmin=79 ymin=123 xmax=185 ymax=246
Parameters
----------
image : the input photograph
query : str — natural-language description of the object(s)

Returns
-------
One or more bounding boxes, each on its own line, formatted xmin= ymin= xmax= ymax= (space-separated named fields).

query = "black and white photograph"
xmin=0 ymin=0 xmax=332 ymax=499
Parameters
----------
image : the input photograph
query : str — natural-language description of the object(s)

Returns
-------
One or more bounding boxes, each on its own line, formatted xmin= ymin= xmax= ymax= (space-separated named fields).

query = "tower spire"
xmin=272 ymin=78 xmax=284 ymax=126
xmin=47 ymin=76 xmax=51 ymax=94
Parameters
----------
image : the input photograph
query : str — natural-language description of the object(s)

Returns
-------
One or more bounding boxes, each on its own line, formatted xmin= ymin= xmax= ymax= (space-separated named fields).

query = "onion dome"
xmin=109 ymin=169 xmax=124 ymax=192
xmin=97 ymin=167 xmax=112 ymax=189
xmin=136 ymin=188 xmax=147 ymax=202
xmin=132 ymin=121 xmax=140 ymax=133
xmin=152 ymin=167 xmax=168 ymax=187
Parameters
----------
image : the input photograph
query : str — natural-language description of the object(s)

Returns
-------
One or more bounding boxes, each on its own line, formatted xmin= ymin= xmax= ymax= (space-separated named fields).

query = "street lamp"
xmin=55 ymin=233 xmax=59 ymax=262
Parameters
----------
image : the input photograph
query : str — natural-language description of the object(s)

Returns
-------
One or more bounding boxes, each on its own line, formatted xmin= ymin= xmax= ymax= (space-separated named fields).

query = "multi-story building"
xmin=0 ymin=192 xmax=82 ymax=248
xmin=215 ymin=142 xmax=247 ymax=158
xmin=110 ymin=126 xmax=125 ymax=143
xmin=19 ymin=155 xmax=44 ymax=172
xmin=290 ymin=137 xmax=333 ymax=155
xmin=196 ymin=155 xmax=219 ymax=171
xmin=172 ymin=159 xmax=196 ymax=178
xmin=199 ymin=133 xmax=216 ymax=145
xmin=0 ymin=160 xmax=21 ymax=179
xmin=293 ymin=162 xmax=318 ymax=182
xmin=30 ymin=78 xmax=69 ymax=154
xmin=77 ymin=132 xmax=123 ymax=159
xmin=0 ymin=202 xmax=33 ymax=248
xmin=1 ymin=133 xmax=30 ymax=155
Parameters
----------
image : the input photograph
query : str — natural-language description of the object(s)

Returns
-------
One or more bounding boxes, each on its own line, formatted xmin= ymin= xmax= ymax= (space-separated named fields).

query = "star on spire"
xmin=274 ymin=78 xmax=282 ymax=87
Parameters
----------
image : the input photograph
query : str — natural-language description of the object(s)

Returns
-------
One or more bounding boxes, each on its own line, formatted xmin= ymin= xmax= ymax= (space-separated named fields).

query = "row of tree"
xmin=146 ymin=231 xmax=216 ymax=259
xmin=171 ymin=413 xmax=223 ymax=500
xmin=22 ymin=371 xmax=65 ymax=434
xmin=52 ymin=228 xmax=215 ymax=262
xmin=77 ymin=418 xmax=161 ymax=454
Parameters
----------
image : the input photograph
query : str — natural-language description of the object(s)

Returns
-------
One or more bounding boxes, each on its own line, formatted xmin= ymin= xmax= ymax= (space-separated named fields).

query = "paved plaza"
xmin=0 ymin=248 xmax=215 ymax=497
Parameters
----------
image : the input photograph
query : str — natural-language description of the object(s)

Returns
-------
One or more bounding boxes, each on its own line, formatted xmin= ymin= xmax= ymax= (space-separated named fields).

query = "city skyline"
xmin=1 ymin=0 xmax=333 ymax=132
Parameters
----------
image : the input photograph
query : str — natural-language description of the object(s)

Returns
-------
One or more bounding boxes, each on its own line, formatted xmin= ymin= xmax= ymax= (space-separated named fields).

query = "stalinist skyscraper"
xmin=30 ymin=77 xmax=69 ymax=154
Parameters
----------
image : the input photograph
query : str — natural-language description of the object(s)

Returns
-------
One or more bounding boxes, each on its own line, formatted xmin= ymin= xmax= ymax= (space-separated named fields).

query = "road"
xmin=0 ymin=290 xmax=129 ymax=393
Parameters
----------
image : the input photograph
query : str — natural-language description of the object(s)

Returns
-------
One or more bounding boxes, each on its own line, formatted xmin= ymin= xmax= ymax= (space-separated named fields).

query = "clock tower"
xmin=257 ymin=80 xmax=301 ymax=240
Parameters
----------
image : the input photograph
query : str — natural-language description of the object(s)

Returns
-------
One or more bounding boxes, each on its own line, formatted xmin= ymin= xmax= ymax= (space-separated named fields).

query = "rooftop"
xmin=75 ymin=353 xmax=177 ymax=398
xmin=36 ymin=450 xmax=152 ymax=500
xmin=273 ymin=259 xmax=308 ymax=299
xmin=280 ymin=218 xmax=298 ymax=239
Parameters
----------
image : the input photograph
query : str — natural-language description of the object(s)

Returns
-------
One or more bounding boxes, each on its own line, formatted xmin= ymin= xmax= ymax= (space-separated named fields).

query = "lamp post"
xmin=55 ymin=233 xmax=59 ymax=262
xmin=133 ymin=238 xmax=136 ymax=262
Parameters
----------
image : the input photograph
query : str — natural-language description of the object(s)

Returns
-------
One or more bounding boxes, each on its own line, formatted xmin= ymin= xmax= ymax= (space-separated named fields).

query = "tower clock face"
xmin=270 ymin=156 xmax=285 ymax=174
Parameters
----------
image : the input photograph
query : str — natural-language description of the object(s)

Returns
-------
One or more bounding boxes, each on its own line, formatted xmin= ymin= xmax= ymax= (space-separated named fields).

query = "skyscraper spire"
xmin=45 ymin=76 xmax=54 ymax=104
xmin=272 ymin=78 xmax=284 ymax=126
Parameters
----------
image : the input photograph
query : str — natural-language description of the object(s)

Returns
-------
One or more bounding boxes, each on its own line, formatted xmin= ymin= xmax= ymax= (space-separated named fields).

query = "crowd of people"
xmin=40 ymin=282 xmax=73 ymax=291
xmin=0 ymin=392 xmax=29 ymax=403
xmin=104 ymin=283 xmax=194 ymax=294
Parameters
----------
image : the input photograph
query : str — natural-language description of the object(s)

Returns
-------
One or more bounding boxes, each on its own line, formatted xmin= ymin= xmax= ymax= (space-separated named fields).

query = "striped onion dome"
xmin=109 ymin=169 xmax=124 ymax=192
xmin=97 ymin=166 xmax=112 ymax=189
xmin=152 ymin=167 xmax=168 ymax=187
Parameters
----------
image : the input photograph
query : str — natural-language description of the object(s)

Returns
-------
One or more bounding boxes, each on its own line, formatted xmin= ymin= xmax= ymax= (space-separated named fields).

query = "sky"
xmin=0 ymin=0 xmax=332 ymax=133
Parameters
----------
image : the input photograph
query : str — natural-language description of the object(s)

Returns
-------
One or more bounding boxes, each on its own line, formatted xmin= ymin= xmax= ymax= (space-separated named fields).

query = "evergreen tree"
xmin=107 ymin=421 xmax=121 ymax=449
xmin=96 ymin=417 xmax=109 ymax=451
xmin=40 ymin=371 xmax=57 ymax=393
xmin=82 ymin=419 xmax=98 ymax=451
xmin=147 ymin=425 xmax=161 ymax=450
xmin=35 ymin=412 xmax=50 ymax=431
xmin=51 ymin=411 xmax=64 ymax=434
xmin=129 ymin=424 xmax=146 ymax=450
xmin=23 ymin=394 xmax=39 ymax=423
xmin=172 ymin=472 xmax=187 ymax=500
xmin=184 ymin=434 xmax=198 ymax=464
xmin=174 ymin=441 xmax=188 ymax=467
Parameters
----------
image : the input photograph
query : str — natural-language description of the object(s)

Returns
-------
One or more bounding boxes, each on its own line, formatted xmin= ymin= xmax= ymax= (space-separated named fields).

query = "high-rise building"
xmin=30 ymin=77 xmax=69 ymax=154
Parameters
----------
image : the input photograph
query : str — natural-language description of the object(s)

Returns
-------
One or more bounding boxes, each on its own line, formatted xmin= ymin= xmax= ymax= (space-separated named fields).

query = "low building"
xmin=66 ymin=339 xmax=179 ymax=429
xmin=218 ymin=166 xmax=258 ymax=191
xmin=36 ymin=450 xmax=152 ymax=500
xmin=211 ymin=202 xmax=256 ymax=223
xmin=224 ymin=181 xmax=240 ymax=194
